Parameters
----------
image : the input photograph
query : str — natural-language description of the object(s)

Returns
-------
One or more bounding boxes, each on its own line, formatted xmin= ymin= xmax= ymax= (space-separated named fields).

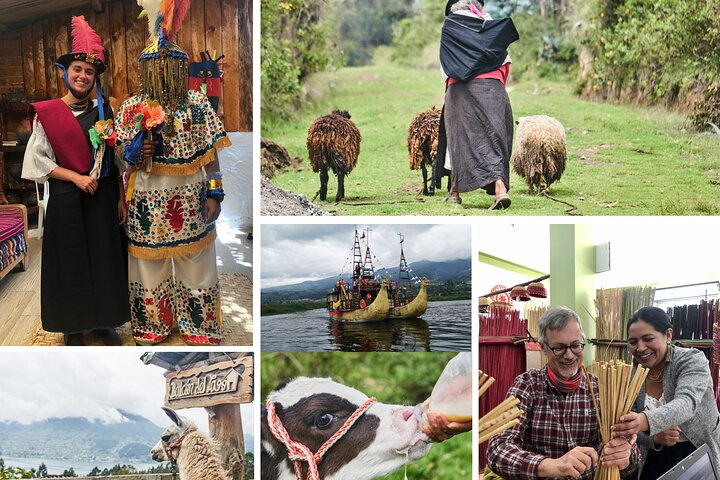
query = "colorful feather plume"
xmin=70 ymin=15 xmax=105 ymax=62
xmin=161 ymin=0 xmax=191 ymax=41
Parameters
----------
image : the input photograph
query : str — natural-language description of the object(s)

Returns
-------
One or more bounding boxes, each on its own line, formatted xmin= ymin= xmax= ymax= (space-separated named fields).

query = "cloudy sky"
xmin=0 ymin=351 xmax=254 ymax=435
xmin=262 ymin=224 xmax=471 ymax=288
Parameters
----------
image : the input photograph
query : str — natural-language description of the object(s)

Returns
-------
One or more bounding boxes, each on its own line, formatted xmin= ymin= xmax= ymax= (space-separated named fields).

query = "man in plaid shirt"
xmin=487 ymin=307 xmax=640 ymax=479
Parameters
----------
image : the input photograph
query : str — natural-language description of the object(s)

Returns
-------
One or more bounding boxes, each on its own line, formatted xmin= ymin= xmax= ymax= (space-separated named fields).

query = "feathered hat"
xmin=56 ymin=16 xmax=106 ymax=74
xmin=136 ymin=0 xmax=192 ymax=119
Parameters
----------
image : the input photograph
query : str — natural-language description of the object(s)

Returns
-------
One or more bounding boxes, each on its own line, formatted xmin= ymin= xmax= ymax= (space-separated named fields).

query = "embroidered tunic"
xmin=115 ymin=90 xmax=231 ymax=260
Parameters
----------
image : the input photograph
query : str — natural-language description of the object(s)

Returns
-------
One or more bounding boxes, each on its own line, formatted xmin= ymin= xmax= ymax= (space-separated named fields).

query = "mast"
xmin=351 ymin=227 xmax=363 ymax=281
xmin=398 ymin=233 xmax=412 ymax=289
xmin=361 ymin=228 xmax=375 ymax=280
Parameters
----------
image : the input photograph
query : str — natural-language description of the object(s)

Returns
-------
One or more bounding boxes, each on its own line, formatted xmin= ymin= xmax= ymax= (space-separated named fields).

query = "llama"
xmin=262 ymin=377 xmax=430 ymax=480
xmin=407 ymin=107 xmax=442 ymax=195
xmin=306 ymin=110 xmax=361 ymax=202
xmin=510 ymin=115 xmax=567 ymax=193
xmin=151 ymin=407 xmax=230 ymax=480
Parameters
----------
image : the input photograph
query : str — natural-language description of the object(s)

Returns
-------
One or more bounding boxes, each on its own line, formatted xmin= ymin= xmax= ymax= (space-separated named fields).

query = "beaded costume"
xmin=115 ymin=0 xmax=230 ymax=345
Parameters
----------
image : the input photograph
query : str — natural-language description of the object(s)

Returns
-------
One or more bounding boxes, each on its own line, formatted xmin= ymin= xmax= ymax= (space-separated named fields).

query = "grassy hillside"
xmin=263 ymin=65 xmax=720 ymax=216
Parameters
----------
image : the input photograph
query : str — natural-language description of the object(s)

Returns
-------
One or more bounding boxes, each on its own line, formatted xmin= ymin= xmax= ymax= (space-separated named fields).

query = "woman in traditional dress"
xmin=21 ymin=16 xmax=129 ymax=346
xmin=441 ymin=0 xmax=514 ymax=210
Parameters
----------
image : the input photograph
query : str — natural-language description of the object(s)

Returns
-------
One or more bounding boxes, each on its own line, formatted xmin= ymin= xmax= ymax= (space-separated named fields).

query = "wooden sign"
xmin=164 ymin=356 xmax=253 ymax=409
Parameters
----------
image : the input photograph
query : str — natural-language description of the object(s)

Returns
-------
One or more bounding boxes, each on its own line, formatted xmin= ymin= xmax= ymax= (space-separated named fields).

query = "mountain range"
xmin=262 ymin=258 xmax=471 ymax=304
xmin=0 ymin=410 xmax=254 ymax=463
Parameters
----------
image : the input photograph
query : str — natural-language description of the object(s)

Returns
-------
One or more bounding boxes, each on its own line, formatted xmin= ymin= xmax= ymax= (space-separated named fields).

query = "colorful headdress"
xmin=56 ymin=16 xmax=106 ymax=74
xmin=136 ymin=0 xmax=192 ymax=121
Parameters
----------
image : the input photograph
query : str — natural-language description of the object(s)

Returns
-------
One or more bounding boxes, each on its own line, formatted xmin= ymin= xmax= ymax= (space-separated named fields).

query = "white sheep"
xmin=151 ymin=407 xmax=230 ymax=480
xmin=510 ymin=115 xmax=567 ymax=193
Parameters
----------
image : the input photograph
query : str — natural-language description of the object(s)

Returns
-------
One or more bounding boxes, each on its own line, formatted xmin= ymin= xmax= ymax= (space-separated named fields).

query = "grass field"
xmin=262 ymin=65 xmax=720 ymax=216
xmin=261 ymin=352 xmax=472 ymax=479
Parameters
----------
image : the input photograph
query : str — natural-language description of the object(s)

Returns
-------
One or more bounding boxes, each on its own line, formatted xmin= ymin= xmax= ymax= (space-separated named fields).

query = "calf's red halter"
xmin=266 ymin=396 xmax=378 ymax=480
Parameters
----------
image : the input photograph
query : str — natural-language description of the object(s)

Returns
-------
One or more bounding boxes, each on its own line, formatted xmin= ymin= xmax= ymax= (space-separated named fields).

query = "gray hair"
xmin=538 ymin=306 xmax=585 ymax=346
xmin=450 ymin=0 xmax=485 ymax=13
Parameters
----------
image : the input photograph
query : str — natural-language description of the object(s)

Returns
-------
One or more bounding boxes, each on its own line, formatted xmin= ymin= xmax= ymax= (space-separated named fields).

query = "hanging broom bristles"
xmin=479 ymin=370 xmax=523 ymax=444
xmin=585 ymin=361 xmax=649 ymax=480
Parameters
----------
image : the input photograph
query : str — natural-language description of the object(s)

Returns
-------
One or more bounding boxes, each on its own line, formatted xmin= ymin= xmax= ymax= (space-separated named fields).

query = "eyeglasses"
xmin=547 ymin=343 xmax=585 ymax=356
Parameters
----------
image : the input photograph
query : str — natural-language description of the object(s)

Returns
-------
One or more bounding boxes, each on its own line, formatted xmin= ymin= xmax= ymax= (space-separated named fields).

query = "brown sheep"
xmin=407 ymin=107 xmax=443 ymax=195
xmin=510 ymin=115 xmax=567 ymax=193
xmin=307 ymin=110 xmax=361 ymax=202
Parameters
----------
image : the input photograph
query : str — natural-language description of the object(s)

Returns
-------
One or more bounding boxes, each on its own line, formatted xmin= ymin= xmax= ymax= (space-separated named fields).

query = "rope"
xmin=163 ymin=426 xmax=197 ymax=465
xmin=266 ymin=397 xmax=377 ymax=480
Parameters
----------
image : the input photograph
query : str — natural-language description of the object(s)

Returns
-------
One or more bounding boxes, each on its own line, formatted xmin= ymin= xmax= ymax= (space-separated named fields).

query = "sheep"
xmin=262 ymin=377 xmax=430 ymax=480
xmin=407 ymin=107 xmax=443 ymax=195
xmin=151 ymin=407 xmax=230 ymax=480
xmin=307 ymin=110 xmax=361 ymax=202
xmin=510 ymin=115 xmax=567 ymax=193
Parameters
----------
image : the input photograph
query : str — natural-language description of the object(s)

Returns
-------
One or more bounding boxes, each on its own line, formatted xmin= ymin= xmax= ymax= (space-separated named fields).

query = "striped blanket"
xmin=0 ymin=209 xmax=27 ymax=272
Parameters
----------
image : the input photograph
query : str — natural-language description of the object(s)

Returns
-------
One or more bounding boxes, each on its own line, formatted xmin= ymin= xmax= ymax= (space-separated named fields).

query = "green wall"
xmin=549 ymin=225 xmax=597 ymax=363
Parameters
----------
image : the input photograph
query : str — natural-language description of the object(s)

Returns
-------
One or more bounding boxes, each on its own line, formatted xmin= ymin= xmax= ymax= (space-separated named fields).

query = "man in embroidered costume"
xmin=115 ymin=0 xmax=230 ymax=345
xmin=22 ymin=16 xmax=129 ymax=346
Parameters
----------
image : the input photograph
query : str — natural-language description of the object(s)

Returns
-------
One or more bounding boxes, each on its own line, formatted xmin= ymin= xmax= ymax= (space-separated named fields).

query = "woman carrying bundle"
xmin=612 ymin=306 xmax=720 ymax=480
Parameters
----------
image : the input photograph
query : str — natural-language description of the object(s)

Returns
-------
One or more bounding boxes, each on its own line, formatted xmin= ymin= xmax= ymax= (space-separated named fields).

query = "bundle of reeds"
xmin=585 ymin=361 xmax=649 ymax=480
xmin=524 ymin=303 xmax=549 ymax=339
xmin=479 ymin=370 xmax=523 ymax=444
xmin=594 ymin=286 xmax=655 ymax=362
xmin=479 ymin=307 xmax=526 ymax=467
xmin=594 ymin=288 xmax=625 ymax=362
xmin=621 ymin=286 xmax=655 ymax=336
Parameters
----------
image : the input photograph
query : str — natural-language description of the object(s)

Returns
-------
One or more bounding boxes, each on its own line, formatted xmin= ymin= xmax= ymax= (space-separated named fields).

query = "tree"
xmin=333 ymin=0 xmax=413 ymax=66
xmin=36 ymin=463 xmax=48 ymax=478
xmin=87 ymin=466 xmax=101 ymax=477
xmin=261 ymin=0 xmax=338 ymax=120
xmin=243 ymin=452 xmax=254 ymax=479
xmin=61 ymin=468 xmax=77 ymax=477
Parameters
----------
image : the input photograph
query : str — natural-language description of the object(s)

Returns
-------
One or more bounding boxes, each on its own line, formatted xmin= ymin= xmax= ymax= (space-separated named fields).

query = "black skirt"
xmin=41 ymin=176 xmax=129 ymax=333
xmin=444 ymin=78 xmax=514 ymax=195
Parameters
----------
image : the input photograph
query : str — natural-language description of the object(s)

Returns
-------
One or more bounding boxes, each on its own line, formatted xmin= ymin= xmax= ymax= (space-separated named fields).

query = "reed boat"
xmin=389 ymin=277 xmax=428 ymax=319
xmin=326 ymin=228 xmax=390 ymax=322
xmin=328 ymin=280 xmax=390 ymax=322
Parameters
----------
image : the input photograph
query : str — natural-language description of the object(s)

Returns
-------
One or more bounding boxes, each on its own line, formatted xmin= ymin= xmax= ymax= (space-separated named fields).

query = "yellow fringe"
xmin=129 ymin=229 xmax=217 ymax=260
xmin=146 ymin=136 xmax=233 ymax=176
xmin=125 ymin=168 xmax=138 ymax=202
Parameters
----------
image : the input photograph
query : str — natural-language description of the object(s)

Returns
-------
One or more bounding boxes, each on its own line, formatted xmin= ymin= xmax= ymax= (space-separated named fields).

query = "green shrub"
xmin=584 ymin=0 xmax=720 ymax=128
xmin=261 ymin=0 xmax=338 ymax=122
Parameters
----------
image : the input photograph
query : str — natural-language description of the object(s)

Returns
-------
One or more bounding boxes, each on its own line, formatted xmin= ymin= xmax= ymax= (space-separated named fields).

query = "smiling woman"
xmin=612 ymin=307 xmax=720 ymax=480
xmin=20 ymin=15 xmax=129 ymax=346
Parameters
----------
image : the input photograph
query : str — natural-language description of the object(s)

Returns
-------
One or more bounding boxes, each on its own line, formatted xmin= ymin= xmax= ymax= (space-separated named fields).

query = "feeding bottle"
xmin=415 ymin=352 xmax=472 ymax=440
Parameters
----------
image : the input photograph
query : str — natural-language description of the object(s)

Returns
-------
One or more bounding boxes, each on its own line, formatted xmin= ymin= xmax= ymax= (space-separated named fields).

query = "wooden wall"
xmin=0 ymin=0 xmax=251 ymax=132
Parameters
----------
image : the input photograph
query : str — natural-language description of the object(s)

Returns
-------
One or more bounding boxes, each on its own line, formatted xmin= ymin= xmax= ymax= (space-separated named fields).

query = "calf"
xmin=262 ymin=377 xmax=430 ymax=480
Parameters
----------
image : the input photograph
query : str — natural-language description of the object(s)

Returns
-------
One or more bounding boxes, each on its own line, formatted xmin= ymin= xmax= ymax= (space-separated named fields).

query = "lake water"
xmin=262 ymin=300 xmax=471 ymax=351
xmin=1 ymin=456 xmax=158 ymax=475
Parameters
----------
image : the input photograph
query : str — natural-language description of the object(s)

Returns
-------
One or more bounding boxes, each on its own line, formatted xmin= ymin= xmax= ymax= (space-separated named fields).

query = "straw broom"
xmin=479 ymin=370 xmax=523 ymax=444
xmin=585 ymin=361 xmax=649 ymax=480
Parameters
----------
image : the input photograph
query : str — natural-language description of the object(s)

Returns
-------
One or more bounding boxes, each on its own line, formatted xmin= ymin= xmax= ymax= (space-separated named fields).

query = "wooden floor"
xmin=0 ymin=237 xmax=41 ymax=346
xmin=0 ymin=237 xmax=254 ymax=347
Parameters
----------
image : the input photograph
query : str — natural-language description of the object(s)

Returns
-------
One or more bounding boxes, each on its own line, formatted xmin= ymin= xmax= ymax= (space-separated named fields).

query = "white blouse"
xmin=20 ymin=99 xmax=123 ymax=183
xmin=645 ymin=394 xmax=690 ymax=443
